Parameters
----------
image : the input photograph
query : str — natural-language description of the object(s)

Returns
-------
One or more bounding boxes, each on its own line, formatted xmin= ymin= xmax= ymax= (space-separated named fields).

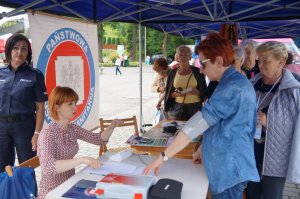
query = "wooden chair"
xmin=98 ymin=116 xmax=139 ymax=156
xmin=5 ymin=156 xmax=40 ymax=177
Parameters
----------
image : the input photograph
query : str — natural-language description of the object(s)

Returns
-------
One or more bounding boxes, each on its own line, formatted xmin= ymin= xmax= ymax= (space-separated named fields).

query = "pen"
xmin=89 ymin=173 xmax=106 ymax=176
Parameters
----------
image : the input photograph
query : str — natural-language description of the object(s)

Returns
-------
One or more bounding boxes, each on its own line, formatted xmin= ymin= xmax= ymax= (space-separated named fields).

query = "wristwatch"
xmin=161 ymin=151 xmax=169 ymax=161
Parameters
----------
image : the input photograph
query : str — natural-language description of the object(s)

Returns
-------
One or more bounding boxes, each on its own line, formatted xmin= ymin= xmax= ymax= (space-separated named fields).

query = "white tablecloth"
xmin=46 ymin=154 xmax=209 ymax=199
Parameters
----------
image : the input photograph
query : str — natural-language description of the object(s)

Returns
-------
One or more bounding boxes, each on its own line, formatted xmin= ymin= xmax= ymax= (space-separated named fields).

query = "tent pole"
xmin=138 ymin=22 xmax=143 ymax=134
xmin=144 ymin=26 xmax=147 ymax=64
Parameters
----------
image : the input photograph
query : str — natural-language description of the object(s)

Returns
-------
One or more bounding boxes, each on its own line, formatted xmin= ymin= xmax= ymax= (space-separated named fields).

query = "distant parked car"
xmin=149 ymin=54 xmax=172 ymax=64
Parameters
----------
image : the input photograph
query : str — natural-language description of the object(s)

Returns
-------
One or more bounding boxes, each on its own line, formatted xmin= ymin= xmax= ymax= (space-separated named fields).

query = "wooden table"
xmin=130 ymin=120 xmax=200 ymax=159
xmin=46 ymin=153 xmax=209 ymax=199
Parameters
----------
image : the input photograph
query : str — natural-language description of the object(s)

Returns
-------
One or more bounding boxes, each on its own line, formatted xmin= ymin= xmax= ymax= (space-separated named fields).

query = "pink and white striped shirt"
xmin=37 ymin=121 xmax=107 ymax=199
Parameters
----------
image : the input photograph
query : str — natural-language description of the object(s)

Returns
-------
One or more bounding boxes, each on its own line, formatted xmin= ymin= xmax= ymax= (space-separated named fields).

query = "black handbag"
xmin=169 ymin=73 xmax=192 ymax=120
xmin=148 ymin=178 xmax=183 ymax=199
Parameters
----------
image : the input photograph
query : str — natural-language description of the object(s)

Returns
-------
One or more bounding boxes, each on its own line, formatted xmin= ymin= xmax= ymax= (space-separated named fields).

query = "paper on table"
xmin=132 ymin=166 xmax=155 ymax=176
xmin=82 ymin=161 xmax=136 ymax=175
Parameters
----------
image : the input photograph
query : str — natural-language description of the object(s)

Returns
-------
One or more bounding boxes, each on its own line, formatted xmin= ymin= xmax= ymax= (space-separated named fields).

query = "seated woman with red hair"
xmin=37 ymin=86 xmax=123 ymax=199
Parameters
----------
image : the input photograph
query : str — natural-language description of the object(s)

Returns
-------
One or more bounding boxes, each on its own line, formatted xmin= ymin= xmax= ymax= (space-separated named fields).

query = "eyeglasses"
xmin=199 ymin=59 xmax=211 ymax=69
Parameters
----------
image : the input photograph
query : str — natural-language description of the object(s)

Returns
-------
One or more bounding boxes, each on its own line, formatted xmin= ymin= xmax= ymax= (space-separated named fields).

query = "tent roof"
xmin=1 ymin=0 xmax=300 ymax=38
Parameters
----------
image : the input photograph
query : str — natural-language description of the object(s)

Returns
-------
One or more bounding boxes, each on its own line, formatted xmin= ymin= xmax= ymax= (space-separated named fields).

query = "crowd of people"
xmin=0 ymin=32 xmax=299 ymax=199
xmin=149 ymin=33 xmax=300 ymax=199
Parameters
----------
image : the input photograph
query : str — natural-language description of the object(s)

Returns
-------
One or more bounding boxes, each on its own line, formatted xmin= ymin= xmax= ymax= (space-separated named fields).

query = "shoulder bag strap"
xmin=182 ymin=72 xmax=193 ymax=104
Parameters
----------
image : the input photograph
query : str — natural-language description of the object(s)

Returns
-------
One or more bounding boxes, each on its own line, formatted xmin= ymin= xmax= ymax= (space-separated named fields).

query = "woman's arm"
xmin=31 ymin=102 xmax=45 ymax=151
xmin=100 ymin=119 xmax=124 ymax=141
xmin=56 ymin=157 xmax=101 ymax=174
xmin=144 ymin=111 xmax=209 ymax=175
xmin=143 ymin=131 xmax=191 ymax=175
xmin=151 ymin=74 xmax=161 ymax=93
xmin=156 ymin=93 xmax=165 ymax=109
xmin=76 ymin=119 xmax=124 ymax=145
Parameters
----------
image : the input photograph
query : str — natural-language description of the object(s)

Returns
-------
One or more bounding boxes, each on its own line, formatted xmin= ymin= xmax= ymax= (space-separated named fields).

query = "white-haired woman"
xmin=240 ymin=39 xmax=260 ymax=79
xmin=246 ymin=41 xmax=300 ymax=199
xmin=233 ymin=46 xmax=246 ymax=75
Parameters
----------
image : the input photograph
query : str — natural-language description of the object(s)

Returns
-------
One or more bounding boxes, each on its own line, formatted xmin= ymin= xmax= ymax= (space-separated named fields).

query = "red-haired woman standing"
xmin=144 ymin=33 xmax=259 ymax=199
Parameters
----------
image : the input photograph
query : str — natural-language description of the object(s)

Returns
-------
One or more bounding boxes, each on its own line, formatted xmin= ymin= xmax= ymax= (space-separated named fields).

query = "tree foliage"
xmin=100 ymin=22 xmax=194 ymax=61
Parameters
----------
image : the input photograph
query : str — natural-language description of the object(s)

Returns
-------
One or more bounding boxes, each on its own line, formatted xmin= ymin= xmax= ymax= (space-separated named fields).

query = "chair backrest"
xmin=4 ymin=156 xmax=40 ymax=177
xmin=18 ymin=156 xmax=40 ymax=168
xmin=99 ymin=115 xmax=139 ymax=156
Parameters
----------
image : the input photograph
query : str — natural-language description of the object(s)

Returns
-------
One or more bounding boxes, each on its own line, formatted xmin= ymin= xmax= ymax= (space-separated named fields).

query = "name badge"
xmin=254 ymin=123 xmax=262 ymax=139
xmin=20 ymin=79 xmax=32 ymax=82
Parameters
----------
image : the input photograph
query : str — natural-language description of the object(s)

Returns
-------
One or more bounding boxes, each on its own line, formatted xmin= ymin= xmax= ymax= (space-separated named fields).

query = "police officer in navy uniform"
xmin=0 ymin=33 xmax=48 ymax=172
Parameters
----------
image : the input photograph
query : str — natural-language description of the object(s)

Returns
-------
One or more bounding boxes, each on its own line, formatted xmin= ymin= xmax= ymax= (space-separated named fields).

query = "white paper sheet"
xmin=82 ymin=161 xmax=136 ymax=175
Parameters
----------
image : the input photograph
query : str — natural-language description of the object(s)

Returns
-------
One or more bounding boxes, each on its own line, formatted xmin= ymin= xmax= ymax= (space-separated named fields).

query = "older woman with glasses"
xmin=144 ymin=33 xmax=259 ymax=199
xmin=246 ymin=41 xmax=300 ymax=199
xmin=164 ymin=45 xmax=207 ymax=120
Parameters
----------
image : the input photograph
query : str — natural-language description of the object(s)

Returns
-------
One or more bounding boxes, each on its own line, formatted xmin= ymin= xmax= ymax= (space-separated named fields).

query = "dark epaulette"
xmin=29 ymin=65 xmax=44 ymax=75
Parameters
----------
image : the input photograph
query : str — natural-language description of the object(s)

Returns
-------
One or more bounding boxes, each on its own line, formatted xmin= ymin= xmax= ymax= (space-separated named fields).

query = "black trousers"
xmin=246 ymin=176 xmax=286 ymax=199
xmin=0 ymin=116 xmax=36 ymax=172
xmin=246 ymin=141 xmax=286 ymax=199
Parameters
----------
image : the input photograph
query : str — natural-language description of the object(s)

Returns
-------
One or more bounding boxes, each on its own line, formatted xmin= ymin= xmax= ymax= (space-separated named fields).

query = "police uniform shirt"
xmin=0 ymin=63 xmax=48 ymax=116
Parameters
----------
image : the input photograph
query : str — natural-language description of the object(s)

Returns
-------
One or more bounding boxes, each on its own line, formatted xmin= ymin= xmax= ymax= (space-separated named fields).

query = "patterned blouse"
xmin=37 ymin=121 xmax=107 ymax=199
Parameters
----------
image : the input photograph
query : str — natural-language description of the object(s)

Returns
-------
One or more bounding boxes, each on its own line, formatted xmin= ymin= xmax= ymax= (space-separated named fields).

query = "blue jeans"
xmin=115 ymin=65 xmax=121 ymax=75
xmin=212 ymin=182 xmax=247 ymax=199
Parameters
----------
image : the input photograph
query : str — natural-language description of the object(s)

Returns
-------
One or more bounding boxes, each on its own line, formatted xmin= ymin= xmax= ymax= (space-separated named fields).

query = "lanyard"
xmin=256 ymin=76 xmax=281 ymax=111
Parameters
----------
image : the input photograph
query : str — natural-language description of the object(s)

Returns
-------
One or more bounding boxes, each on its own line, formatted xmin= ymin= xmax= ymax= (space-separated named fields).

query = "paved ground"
xmin=30 ymin=66 xmax=299 ymax=198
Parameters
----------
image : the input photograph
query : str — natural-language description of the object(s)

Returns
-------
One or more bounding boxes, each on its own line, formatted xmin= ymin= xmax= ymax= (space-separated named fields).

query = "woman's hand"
xmin=100 ymin=119 xmax=124 ymax=141
xmin=171 ymin=91 xmax=184 ymax=98
xmin=192 ymin=144 xmax=202 ymax=164
xmin=111 ymin=119 xmax=124 ymax=128
xmin=31 ymin=134 xmax=39 ymax=151
xmin=189 ymin=87 xmax=200 ymax=95
xmin=156 ymin=101 xmax=162 ymax=110
xmin=158 ymin=86 xmax=166 ymax=93
xmin=257 ymin=111 xmax=267 ymax=127
xmin=143 ymin=156 xmax=164 ymax=176
xmin=81 ymin=157 xmax=102 ymax=168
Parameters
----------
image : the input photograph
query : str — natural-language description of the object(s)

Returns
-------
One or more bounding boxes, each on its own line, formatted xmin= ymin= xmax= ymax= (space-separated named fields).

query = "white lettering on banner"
xmin=46 ymin=30 xmax=88 ymax=54
xmin=45 ymin=103 xmax=49 ymax=118
xmin=74 ymin=87 xmax=94 ymax=126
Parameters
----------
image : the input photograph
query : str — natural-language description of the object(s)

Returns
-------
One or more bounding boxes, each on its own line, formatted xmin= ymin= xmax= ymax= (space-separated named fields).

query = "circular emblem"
xmin=37 ymin=28 xmax=95 ymax=126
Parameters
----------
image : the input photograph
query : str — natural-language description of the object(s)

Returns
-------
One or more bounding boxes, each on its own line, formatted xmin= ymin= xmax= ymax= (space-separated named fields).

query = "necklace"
xmin=178 ymin=66 xmax=191 ymax=75
xmin=256 ymin=75 xmax=281 ymax=111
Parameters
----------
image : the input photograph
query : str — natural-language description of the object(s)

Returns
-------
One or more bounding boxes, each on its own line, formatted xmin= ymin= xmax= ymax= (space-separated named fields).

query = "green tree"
xmin=167 ymin=35 xmax=194 ymax=58
xmin=103 ymin=36 xmax=106 ymax=44
xmin=107 ymin=37 xmax=112 ymax=44
xmin=97 ymin=23 xmax=104 ymax=63
xmin=99 ymin=22 xmax=194 ymax=62
xmin=130 ymin=24 xmax=137 ymax=61
xmin=146 ymin=28 xmax=164 ymax=56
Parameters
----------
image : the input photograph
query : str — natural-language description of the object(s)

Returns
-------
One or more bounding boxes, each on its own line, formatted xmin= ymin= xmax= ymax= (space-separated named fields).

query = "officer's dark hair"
xmin=5 ymin=33 xmax=32 ymax=64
